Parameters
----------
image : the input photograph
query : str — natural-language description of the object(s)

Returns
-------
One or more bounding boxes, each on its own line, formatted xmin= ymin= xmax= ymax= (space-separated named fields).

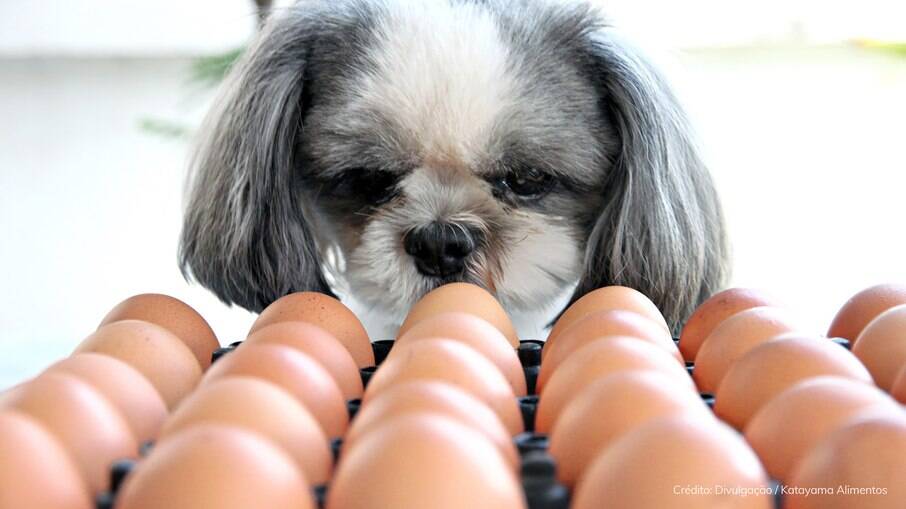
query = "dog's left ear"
xmin=569 ymin=30 xmax=730 ymax=333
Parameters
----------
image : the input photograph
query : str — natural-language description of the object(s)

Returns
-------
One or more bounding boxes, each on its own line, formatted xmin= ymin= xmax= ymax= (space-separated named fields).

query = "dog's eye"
xmin=500 ymin=168 xmax=555 ymax=198
xmin=328 ymin=169 xmax=399 ymax=205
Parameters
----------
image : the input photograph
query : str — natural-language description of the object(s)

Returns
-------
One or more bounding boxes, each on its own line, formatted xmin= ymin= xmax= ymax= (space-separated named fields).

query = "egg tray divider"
xmin=97 ymin=336 xmax=853 ymax=509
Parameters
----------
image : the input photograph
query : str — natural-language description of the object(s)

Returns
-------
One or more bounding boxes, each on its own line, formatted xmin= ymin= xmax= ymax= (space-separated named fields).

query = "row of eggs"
xmin=1 ymin=283 xmax=906 ymax=508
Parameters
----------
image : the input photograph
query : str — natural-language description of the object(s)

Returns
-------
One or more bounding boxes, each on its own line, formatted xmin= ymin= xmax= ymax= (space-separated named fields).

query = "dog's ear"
xmin=179 ymin=13 xmax=333 ymax=312
xmin=569 ymin=30 xmax=729 ymax=333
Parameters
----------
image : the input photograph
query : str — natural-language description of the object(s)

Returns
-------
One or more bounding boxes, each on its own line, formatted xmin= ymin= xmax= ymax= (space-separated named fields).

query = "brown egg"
xmin=397 ymin=283 xmax=518 ymax=347
xmin=117 ymin=425 xmax=313 ymax=509
xmin=249 ymin=292 xmax=374 ymax=368
xmin=546 ymin=286 xmax=669 ymax=352
xmin=572 ymin=414 xmax=772 ymax=509
xmin=45 ymin=353 xmax=168 ymax=443
xmin=245 ymin=322 xmax=363 ymax=399
xmin=785 ymin=413 xmax=906 ymax=509
xmin=538 ymin=310 xmax=680 ymax=393
xmin=159 ymin=376 xmax=332 ymax=484
xmin=326 ymin=414 xmax=525 ymax=509
xmin=74 ymin=320 xmax=202 ymax=409
xmin=828 ymin=283 xmax=906 ymax=342
xmin=853 ymin=305 xmax=906 ymax=390
xmin=202 ymin=344 xmax=348 ymax=438
xmin=363 ymin=339 xmax=522 ymax=435
xmin=744 ymin=376 xmax=902 ymax=482
xmin=99 ymin=293 xmax=220 ymax=370
xmin=0 ymin=373 xmax=137 ymax=493
xmin=344 ymin=381 xmax=518 ymax=469
xmin=693 ymin=306 xmax=801 ymax=393
xmin=0 ymin=411 xmax=93 ymax=509
xmin=679 ymin=287 xmax=775 ymax=362
xmin=393 ymin=312 xmax=526 ymax=396
xmin=892 ymin=365 xmax=906 ymax=404
xmin=536 ymin=336 xmax=695 ymax=433
xmin=714 ymin=336 xmax=874 ymax=430
xmin=549 ymin=371 xmax=711 ymax=487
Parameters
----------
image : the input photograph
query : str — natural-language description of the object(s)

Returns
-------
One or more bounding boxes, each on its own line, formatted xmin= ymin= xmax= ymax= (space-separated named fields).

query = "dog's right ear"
xmin=179 ymin=10 xmax=333 ymax=312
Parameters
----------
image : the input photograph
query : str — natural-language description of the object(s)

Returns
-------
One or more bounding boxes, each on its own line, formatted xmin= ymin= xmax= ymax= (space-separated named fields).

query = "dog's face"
xmin=180 ymin=0 xmax=729 ymax=332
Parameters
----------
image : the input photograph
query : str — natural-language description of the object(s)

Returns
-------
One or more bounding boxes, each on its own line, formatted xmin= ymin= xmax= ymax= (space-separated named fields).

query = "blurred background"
xmin=1 ymin=0 xmax=904 ymax=388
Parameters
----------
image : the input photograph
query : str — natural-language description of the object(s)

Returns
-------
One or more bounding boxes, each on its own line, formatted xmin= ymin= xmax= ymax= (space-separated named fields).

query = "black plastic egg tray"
xmin=96 ymin=337 xmax=853 ymax=509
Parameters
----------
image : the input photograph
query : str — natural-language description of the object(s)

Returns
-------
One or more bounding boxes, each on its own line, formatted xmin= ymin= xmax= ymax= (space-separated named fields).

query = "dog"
xmin=178 ymin=0 xmax=729 ymax=336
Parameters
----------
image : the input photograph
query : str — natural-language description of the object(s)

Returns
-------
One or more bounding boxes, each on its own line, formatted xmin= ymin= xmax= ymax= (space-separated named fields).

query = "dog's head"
xmin=179 ymin=0 xmax=729 ymax=332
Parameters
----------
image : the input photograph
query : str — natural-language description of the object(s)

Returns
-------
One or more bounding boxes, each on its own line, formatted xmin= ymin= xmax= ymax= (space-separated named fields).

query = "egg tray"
xmin=96 ymin=337 xmax=854 ymax=509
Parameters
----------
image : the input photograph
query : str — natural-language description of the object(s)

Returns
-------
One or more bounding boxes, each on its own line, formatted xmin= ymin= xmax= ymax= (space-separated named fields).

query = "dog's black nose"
xmin=404 ymin=222 xmax=476 ymax=277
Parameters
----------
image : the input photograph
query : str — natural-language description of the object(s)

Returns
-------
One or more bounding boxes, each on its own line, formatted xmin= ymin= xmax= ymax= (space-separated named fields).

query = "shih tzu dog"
xmin=179 ymin=0 xmax=729 ymax=335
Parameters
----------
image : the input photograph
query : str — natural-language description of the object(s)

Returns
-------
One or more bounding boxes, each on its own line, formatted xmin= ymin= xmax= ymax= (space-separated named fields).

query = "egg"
xmin=393 ymin=312 xmax=526 ymax=395
xmin=0 ymin=411 xmax=93 ymax=509
xmin=344 ymin=381 xmax=517 ymax=469
xmin=202 ymin=344 xmax=348 ymax=438
xmin=74 ymin=320 xmax=202 ymax=409
xmin=693 ymin=306 xmax=802 ymax=393
xmin=397 ymin=283 xmax=518 ymax=347
xmin=892 ymin=364 xmax=906 ymax=404
xmin=853 ymin=304 xmax=906 ymax=390
xmin=98 ymin=293 xmax=220 ymax=370
xmin=364 ymin=339 xmax=522 ymax=435
xmin=245 ymin=321 xmax=363 ymax=399
xmin=537 ymin=310 xmax=680 ymax=393
xmin=0 ymin=373 xmax=137 ymax=493
xmin=744 ymin=376 xmax=902 ymax=482
xmin=548 ymin=371 xmax=712 ymax=487
xmin=249 ymin=292 xmax=374 ymax=368
xmin=678 ymin=287 xmax=776 ymax=362
xmin=827 ymin=283 xmax=906 ymax=342
xmin=117 ymin=425 xmax=314 ymax=509
xmin=45 ymin=353 xmax=168 ymax=443
xmin=326 ymin=414 xmax=525 ymax=509
xmin=158 ymin=376 xmax=332 ymax=484
xmin=572 ymin=414 xmax=773 ymax=509
xmin=785 ymin=413 xmax=906 ymax=509
xmin=714 ymin=336 xmax=874 ymax=430
xmin=535 ymin=336 xmax=695 ymax=433
xmin=546 ymin=286 xmax=669 ymax=348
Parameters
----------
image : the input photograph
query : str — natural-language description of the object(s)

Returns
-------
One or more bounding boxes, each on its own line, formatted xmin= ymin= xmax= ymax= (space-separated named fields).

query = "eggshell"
xmin=536 ymin=336 xmax=695 ymax=433
xmin=546 ymin=286 xmax=669 ymax=352
xmin=786 ymin=413 xmax=906 ymax=509
xmin=159 ymin=376 xmax=332 ymax=484
xmin=538 ymin=309 xmax=680 ymax=392
xmin=74 ymin=320 xmax=202 ymax=410
xmin=250 ymin=292 xmax=374 ymax=368
xmin=344 ymin=381 xmax=517 ymax=469
xmin=117 ymin=425 xmax=313 ymax=509
xmin=572 ymin=414 xmax=772 ymax=509
xmin=363 ymin=339 xmax=522 ymax=435
xmin=549 ymin=371 xmax=712 ymax=487
xmin=715 ymin=336 xmax=874 ymax=430
xmin=325 ymin=414 xmax=525 ymax=509
xmin=828 ymin=283 xmax=906 ymax=342
xmin=853 ymin=305 xmax=906 ymax=390
xmin=744 ymin=376 xmax=902 ymax=482
xmin=245 ymin=321 xmax=363 ymax=399
xmin=0 ymin=411 xmax=93 ymax=509
xmin=693 ymin=306 xmax=801 ymax=393
xmin=892 ymin=364 xmax=906 ymax=404
xmin=202 ymin=344 xmax=348 ymax=438
xmin=45 ymin=353 xmax=168 ymax=443
xmin=99 ymin=293 xmax=219 ymax=370
xmin=393 ymin=312 xmax=526 ymax=395
xmin=679 ymin=287 xmax=776 ymax=361
xmin=397 ymin=283 xmax=518 ymax=347
xmin=0 ymin=373 xmax=137 ymax=493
